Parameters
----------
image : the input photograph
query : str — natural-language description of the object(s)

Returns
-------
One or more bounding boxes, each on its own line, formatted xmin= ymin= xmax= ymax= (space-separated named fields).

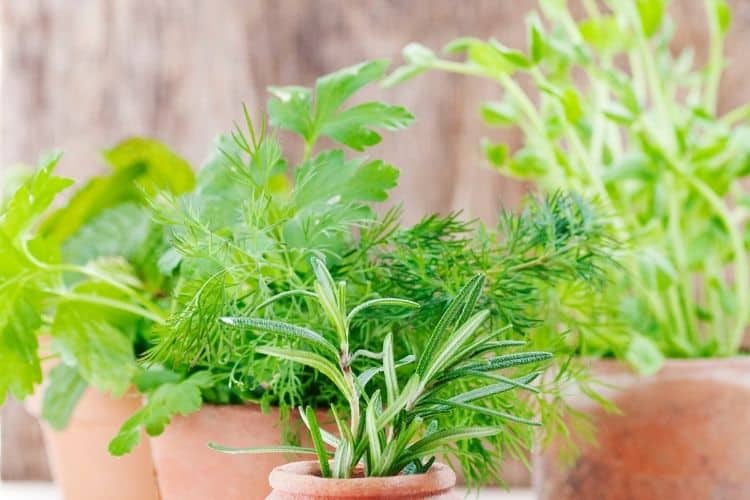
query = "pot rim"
xmin=579 ymin=354 xmax=750 ymax=370
xmin=268 ymin=460 xmax=456 ymax=496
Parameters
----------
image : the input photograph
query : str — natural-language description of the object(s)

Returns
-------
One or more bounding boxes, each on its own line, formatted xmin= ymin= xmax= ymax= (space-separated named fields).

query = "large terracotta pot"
xmin=26 ymin=388 xmax=159 ymax=500
xmin=534 ymin=357 xmax=750 ymax=500
xmin=150 ymin=404 xmax=325 ymax=500
xmin=267 ymin=460 xmax=458 ymax=499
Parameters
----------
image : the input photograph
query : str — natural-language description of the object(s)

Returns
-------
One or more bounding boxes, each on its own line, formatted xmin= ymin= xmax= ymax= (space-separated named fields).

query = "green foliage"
xmin=389 ymin=0 xmax=749 ymax=369
xmin=269 ymin=60 xmax=413 ymax=154
xmin=125 ymin=61 xmax=412 ymax=452
xmin=212 ymin=261 xmax=552 ymax=478
xmin=356 ymin=192 xmax=620 ymax=482
xmin=42 ymin=364 xmax=87 ymax=430
xmin=108 ymin=371 xmax=212 ymax=456
xmin=0 ymin=140 xmax=192 ymax=421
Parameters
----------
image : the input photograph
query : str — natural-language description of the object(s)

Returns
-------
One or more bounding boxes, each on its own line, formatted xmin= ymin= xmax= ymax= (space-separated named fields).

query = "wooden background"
xmin=2 ymin=0 xmax=750 ymax=480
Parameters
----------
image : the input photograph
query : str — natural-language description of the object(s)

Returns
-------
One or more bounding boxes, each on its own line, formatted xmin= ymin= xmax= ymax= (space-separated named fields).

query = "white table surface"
xmin=0 ymin=482 xmax=534 ymax=499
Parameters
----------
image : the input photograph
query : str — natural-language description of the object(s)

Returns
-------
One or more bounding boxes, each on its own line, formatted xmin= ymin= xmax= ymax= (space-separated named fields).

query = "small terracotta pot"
xmin=534 ymin=357 xmax=750 ymax=500
xmin=267 ymin=460 xmax=458 ymax=499
xmin=26 ymin=388 xmax=159 ymax=500
xmin=150 ymin=404 xmax=326 ymax=500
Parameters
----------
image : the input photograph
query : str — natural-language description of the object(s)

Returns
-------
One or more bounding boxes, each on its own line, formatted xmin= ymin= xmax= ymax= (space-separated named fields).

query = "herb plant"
xmin=388 ymin=0 xmax=748 ymax=372
xmin=0 ymin=139 xmax=193 ymax=428
xmin=109 ymin=60 xmax=416 ymax=455
xmin=102 ymin=60 xmax=619 ymax=486
xmin=211 ymin=259 xmax=552 ymax=479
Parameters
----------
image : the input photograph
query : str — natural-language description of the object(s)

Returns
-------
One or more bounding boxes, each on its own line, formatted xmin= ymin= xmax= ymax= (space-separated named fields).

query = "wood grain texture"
xmin=2 ymin=0 xmax=750 ymax=480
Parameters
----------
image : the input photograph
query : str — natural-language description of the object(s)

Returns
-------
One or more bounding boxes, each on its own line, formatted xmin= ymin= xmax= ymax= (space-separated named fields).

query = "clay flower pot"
xmin=267 ymin=460 xmax=458 ymax=499
xmin=26 ymin=388 xmax=159 ymax=500
xmin=534 ymin=357 xmax=750 ymax=500
xmin=150 ymin=403 xmax=323 ymax=500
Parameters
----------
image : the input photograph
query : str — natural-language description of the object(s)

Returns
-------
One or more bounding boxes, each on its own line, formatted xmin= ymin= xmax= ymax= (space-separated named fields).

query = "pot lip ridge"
xmin=578 ymin=354 xmax=750 ymax=377
xmin=268 ymin=460 xmax=456 ymax=496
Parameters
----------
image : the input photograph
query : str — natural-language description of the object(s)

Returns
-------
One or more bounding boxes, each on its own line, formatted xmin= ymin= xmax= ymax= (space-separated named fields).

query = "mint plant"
xmin=0 ymin=139 xmax=193 ymax=428
xmin=211 ymin=260 xmax=552 ymax=479
xmin=388 ymin=0 xmax=747 ymax=372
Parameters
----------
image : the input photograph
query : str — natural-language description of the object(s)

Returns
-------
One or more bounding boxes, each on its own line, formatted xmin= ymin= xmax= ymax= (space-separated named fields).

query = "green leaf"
xmin=219 ymin=317 xmax=338 ymax=357
xmin=404 ymin=427 xmax=503 ymax=460
xmin=304 ymin=407 xmax=332 ymax=477
xmin=528 ymin=18 xmax=546 ymax=64
xmin=579 ymin=16 xmax=629 ymax=54
xmin=293 ymin=151 xmax=400 ymax=209
xmin=42 ymin=364 xmax=87 ymax=430
xmin=346 ymin=298 xmax=419 ymax=325
xmin=109 ymin=371 xmax=212 ymax=456
xmin=365 ymin=391 xmax=384 ymax=468
xmin=422 ymin=310 xmax=490 ymax=382
xmin=320 ymin=102 xmax=414 ymax=152
xmin=0 ymin=283 xmax=43 ymax=403
xmin=375 ymin=374 xmax=421 ymax=430
xmin=416 ymin=274 xmax=485 ymax=377
xmin=270 ymin=60 xmax=408 ymax=152
xmin=1 ymin=153 xmax=72 ymax=239
xmin=257 ymin=346 xmax=353 ymax=401
xmin=483 ymin=141 xmax=509 ymax=167
xmin=481 ymin=100 xmax=518 ymax=127
xmin=460 ymin=351 xmax=554 ymax=373
xmin=636 ymin=0 xmax=666 ymax=37
xmin=60 ymin=203 xmax=154 ymax=266
xmin=625 ymin=335 xmax=665 ymax=375
xmin=428 ymin=399 xmax=540 ymax=426
xmin=41 ymin=138 xmax=194 ymax=244
xmin=51 ymin=296 xmax=137 ymax=396
xmin=315 ymin=60 xmax=389 ymax=123
xmin=267 ymin=86 xmax=314 ymax=139
xmin=714 ymin=0 xmax=732 ymax=35
xmin=207 ymin=443 xmax=323 ymax=455
xmin=382 ymin=334 xmax=398 ymax=407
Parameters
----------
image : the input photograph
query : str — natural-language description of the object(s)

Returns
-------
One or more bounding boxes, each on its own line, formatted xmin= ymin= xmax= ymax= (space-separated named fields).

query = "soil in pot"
xmin=534 ymin=357 xmax=750 ymax=500
xmin=149 ymin=404 xmax=330 ymax=500
xmin=267 ymin=460 xmax=458 ymax=500
xmin=26 ymin=388 xmax=159 ymax=500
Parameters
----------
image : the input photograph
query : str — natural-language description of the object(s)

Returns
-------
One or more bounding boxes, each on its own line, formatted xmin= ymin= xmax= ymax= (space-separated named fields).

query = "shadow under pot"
xmin=149 ymin=403 xmax=329 ymax=500
xmin=534 ymin=357 xmax=750 ymax=500
xmin=266 ymin=460 xmax=458 ymax=500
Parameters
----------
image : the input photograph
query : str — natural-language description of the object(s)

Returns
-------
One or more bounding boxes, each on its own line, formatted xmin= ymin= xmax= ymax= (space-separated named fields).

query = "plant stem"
xmin=703 ymin=0 xmax=724 ymax=113
xmin=46 ymin=290 xmax=166 ymax=324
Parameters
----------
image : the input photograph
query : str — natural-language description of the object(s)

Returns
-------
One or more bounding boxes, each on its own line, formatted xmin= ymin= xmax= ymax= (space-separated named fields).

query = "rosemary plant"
xmin=212 ymin=259 xmax=552 ymax=479
xmin=388 ymin=0 xmax=748 ymax=372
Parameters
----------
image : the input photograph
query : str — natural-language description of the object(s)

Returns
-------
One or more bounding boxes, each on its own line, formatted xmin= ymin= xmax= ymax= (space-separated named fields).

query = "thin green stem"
xmin=703 ymin=0 xmax=724 ymax=113
xmin=45 ymin=290 xmax=166 ymax=324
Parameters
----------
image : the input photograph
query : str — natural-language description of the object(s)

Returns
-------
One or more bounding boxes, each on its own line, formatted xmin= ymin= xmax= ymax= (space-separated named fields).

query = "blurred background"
xmin=2 ymin=0 xmax=750 ymax=482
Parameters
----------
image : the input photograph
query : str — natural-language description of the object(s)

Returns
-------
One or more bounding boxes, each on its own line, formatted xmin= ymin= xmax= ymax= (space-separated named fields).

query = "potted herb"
xmin=388 ymin=0 xmax=750 ymax=497
xmin=212 ymin=261 xmax=552 ymax=499
xmin=108 ymin=60 xmax=617 ymax=499
xmin=0 ymin=139 xmax=194 ymax=500
xmin=107 ymin=60 xmax=418 ymax=500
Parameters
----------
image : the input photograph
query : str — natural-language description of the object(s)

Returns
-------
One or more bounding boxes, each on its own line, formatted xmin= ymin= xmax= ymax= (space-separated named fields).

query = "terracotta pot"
xmin=26 ymin=388 xmax=159 ymax=500
xmin=267 ymin=460 xmax=458 ymax=499
xmin=150 ymin=404 xmax=328 ymax=500
xmin=534 ymin=357 xmax=750 ymax=500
